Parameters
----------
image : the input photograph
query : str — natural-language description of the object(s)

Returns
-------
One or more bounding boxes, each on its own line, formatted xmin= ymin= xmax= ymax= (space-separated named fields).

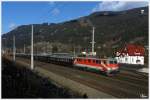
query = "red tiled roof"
xmin=117 ymin=44 xmax=145 ymax=56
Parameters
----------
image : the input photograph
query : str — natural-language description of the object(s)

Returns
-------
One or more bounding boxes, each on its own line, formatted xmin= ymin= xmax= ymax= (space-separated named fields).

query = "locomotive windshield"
xmin=109 ymin=60 xmax=117 ymax=64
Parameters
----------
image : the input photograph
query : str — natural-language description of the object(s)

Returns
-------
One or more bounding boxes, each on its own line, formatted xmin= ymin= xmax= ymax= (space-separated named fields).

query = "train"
xmin=15 ymin=53 xmax=119 ymax=76
xmin=74 ymin=57 xmax=119 ymax=75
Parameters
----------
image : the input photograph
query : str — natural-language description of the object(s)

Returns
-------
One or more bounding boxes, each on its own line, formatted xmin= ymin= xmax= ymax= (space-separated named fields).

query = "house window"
xmin=132 ymin=58 xmax=134 ymax=62
xmin=125 ymin=58 xmax=128 ymax=62
xmin=136 ymin=60 xmax=140 ymax=63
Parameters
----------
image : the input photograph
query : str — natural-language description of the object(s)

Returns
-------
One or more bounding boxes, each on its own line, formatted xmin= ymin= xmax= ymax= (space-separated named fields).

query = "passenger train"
xmin=15 ymin=53 xmax=119 ymax=76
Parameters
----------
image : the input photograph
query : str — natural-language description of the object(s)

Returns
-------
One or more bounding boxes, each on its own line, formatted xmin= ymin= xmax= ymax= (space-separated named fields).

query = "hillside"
xmin=2 ymin=7 xmax=148 ymax=57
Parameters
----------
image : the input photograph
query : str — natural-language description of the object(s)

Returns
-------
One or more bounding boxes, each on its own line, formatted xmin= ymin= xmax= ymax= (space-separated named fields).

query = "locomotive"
xmin=74 ymin=57 xmax=119 ymax=76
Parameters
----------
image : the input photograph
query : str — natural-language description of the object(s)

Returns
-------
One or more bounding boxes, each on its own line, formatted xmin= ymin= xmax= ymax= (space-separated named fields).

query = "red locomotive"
xmin=74 ymin=57 xmax=119 ymax=76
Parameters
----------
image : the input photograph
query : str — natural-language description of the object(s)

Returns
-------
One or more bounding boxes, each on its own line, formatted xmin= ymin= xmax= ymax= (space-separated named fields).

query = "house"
xmin=115 ymin=44 xmax=145 ymax=65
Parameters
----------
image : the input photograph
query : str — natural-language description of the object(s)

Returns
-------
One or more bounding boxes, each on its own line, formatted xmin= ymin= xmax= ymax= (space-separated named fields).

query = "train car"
xmin=73 ymin=57 xmax=119 ymax=76
xmin=47 ymin=54 xmax=74 ymax=65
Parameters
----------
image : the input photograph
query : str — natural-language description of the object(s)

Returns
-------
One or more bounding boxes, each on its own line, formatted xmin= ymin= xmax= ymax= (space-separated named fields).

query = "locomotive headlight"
xmin=112 ymin=67 xmax=117 ymax=70
xmin=107 ymin=67 xmax=111 ymax=70
xmin=113 ymin=67 xmax=119 ymax=70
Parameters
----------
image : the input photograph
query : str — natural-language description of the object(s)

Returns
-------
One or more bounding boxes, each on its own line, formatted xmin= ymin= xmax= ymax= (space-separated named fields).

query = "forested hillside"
xmin=2 ymin=7 xmax=148 ymax=56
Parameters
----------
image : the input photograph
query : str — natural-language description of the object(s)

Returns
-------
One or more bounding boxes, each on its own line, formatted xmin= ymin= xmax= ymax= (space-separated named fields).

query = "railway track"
xmin=5 ymin=56 xmax=148 ymax=98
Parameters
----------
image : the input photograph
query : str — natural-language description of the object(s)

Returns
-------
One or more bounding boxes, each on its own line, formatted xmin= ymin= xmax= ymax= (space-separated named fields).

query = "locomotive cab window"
xmin=114 ymin=60 xmax=117 ymax=64
xmin=93 ymin=60 xmax=96 ymax=63
xmin=103 ymin=60 xmax=107 ymax=64
xmin=96 ymin=60 xmax=100 ymax=64
xmin=109 ymin=61 xmax=114 ymax=64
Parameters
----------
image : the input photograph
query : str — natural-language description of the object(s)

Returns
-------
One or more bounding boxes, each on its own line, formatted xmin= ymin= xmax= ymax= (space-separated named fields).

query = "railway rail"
xmin=7 ymin=56 xmax=148 ymax=98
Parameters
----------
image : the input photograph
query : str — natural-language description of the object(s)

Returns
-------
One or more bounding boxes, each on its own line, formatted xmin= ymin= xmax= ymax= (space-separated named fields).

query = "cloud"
xmin=51 ymin=8 xmax=60 ymax=16
xmin=48 ymin=1 xmax=55 ymax=6
xmin=92 ymin=1 xmax=148 ymax=12
xmin=9 ymin=23 xmax=16 ymax=29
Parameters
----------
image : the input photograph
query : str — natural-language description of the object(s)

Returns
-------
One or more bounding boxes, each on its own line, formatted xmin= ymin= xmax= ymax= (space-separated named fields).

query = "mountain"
xmin=2 ymin=7 xmax=148 ymax=57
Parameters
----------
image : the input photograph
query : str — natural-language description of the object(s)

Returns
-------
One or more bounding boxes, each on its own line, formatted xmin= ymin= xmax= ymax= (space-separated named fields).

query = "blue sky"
xmin=2 ymin=1 xmax=148 ymax=34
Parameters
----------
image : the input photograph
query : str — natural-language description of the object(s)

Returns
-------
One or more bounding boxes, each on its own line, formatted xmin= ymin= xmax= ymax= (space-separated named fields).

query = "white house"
xmin=115 ymin=44 xmax=145 ymax=65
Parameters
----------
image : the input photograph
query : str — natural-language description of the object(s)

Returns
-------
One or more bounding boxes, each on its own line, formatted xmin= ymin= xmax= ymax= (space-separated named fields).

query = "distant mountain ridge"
xmin=2 ymin=6 xmax=148 ymax=56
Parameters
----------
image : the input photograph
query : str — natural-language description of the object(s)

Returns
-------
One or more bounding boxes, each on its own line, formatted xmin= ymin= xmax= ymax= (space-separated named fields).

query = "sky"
xmin=2 ymin=1 xmax=148 ymax=34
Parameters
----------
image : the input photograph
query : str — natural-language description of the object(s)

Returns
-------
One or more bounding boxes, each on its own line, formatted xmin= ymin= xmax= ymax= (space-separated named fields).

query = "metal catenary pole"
xmin=2 ymin=38 xmax=6 ymax=54
xmin=91 ymin=27 xmax=96 ymax=55
xmin=13 ymin=35 xmax=16 ymax=62
xmin=24 ymin=44 xmax=26 ymax=54
xmin=31 ymin=25 xmax=34 ymax=70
